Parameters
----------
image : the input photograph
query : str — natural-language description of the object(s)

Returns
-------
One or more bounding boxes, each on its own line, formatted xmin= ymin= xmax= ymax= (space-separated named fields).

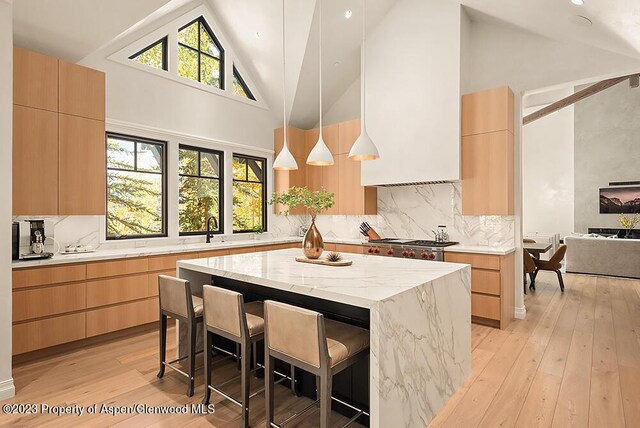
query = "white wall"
xmin=0 ymin=0 xmax=15 ymax=401
xmin=361 ymin=0 xmax=462 ymax=185
xmin=317 ymin=76 xmax=360 ymax=127
xmin=522 ymin=103 xmax=575 ymax=239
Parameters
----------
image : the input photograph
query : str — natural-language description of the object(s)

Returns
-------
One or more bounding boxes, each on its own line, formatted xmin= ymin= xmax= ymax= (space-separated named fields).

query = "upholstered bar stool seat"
xmin=156 ymin=275 xmax=204 ymax=397
xmin=244 ymin=301 xmax=265 ymax=336
xmin=264 ymin=301 xmax=370 ymax=428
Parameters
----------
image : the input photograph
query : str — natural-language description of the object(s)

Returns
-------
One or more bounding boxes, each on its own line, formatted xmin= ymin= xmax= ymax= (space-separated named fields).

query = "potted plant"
xmin=270 ymin=186 xmax=335 ymax=259
xmin=619 ymin=213 xmax=640 ymax=238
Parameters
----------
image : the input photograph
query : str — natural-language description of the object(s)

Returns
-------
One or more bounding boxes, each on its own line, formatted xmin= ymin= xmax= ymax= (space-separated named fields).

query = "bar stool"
xmin=264 ymin=300 xmax=370 ymax=428
xmin=201 ymin=285 xmax=267 ymax=428
xmin=156 ymin=275 xmax=204 ymax=397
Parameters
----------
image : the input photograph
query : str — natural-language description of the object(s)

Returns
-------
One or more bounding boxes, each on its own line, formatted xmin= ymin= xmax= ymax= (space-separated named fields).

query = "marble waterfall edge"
xmin=370 ymin=267 xmax=471 ymax=427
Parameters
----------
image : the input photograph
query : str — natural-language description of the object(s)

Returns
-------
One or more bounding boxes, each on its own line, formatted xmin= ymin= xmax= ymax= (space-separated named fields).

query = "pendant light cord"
xmin=319 ymin=0 xmax=323 ymax=131
xmin=282 ymin=0 xmax=288 ymax=148
xmin=360 ymin=0 xmax=366 ymax=132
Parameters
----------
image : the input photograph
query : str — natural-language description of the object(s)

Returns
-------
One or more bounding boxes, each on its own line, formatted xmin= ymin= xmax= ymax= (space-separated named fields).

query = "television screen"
xmin=599 ymin=186 xmax=640 ymax=214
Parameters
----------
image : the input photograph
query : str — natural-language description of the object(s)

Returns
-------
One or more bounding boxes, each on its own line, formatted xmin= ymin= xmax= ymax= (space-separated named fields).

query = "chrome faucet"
xmin=206 ymin=216 xmax=218 ymax=243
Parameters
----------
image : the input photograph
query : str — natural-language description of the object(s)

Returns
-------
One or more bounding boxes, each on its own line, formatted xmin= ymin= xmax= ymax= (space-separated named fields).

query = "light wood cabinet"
xmin=86 ymin=257 xmax=148 ymax=279
xmin=13 ymin=313 xmax=86 ymax=355
xmin=461 ymin=86 xmax=514 ymax=216
xmin=12 ymin=105 xmax=59 ymax=215
xmin=12 ymin=264 xmax=86 ymax=289
xmin=86 ymin=298 xmax=158 ymax=337
xmin=86 ymin=274 xmax=150 ymax=308
xmin=444 ymin=251 xmax=515 ymax=329
xmin=13 ymin=47 xmax=58 ymax=112
xmin=58 ymin=60 xmax=106 ymax=121
xmin=13 ymin=283 xmax=86 ymax=322
xmin=58 ymin=114 xmax=106 ymax=215
xmin=274 ymin=119 xmax=377 ymax=216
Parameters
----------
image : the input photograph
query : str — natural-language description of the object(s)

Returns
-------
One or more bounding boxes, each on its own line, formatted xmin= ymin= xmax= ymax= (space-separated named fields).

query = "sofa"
xmin=565 ymin=235 xmax=640 ymax=279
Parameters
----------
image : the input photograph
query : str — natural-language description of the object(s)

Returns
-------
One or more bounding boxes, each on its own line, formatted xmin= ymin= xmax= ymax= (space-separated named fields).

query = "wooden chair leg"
xmin=556 ymin=270 xmax=565 ymax=292
xmin=157 ymin=314 xmax=167 ymax=379
xmin=523 ymin=274 xmax=527 ymax=295
xmin=202 ymin=330 xmax=212 ymax=405
xmin=530 ymin=270 xmax=538 ymax=290
xmin=187 ymin=321 xmax=196 ymax=397
xmin=319 ymin=370 xmax=333 ymax=428
xmin=265 ymin=355 xmax=275 ymax=427
xmin=241 ymin=341 xmax=251 ymax=428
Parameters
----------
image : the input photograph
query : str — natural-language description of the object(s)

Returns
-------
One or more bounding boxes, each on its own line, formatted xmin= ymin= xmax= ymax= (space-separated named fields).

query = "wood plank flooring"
xmin=3 ymin=272 xmax=639 ymax=427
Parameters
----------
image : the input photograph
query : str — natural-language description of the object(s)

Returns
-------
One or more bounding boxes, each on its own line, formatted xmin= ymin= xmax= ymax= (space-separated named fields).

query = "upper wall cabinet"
xmin=13 ymin=47 xmax=59 ymax=112
xmin=59 ymin=60 xmax=106 ymax=121
xmin=274 ymin=119 xmax=377 ymax=216
xmin=461 ymin=86 xmax=515 ymax=216
xmin=12 ymin=47 xmax=106 ymax=216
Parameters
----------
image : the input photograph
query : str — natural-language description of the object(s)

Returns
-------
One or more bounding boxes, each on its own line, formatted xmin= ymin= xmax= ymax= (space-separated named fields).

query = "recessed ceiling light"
xmin=345 ymin=10 xmax=353 ymax=19
xmin=571 ymin=0 xmax=584 ymax=5
xmin=255 ymin=31 xmax=261 ymax=39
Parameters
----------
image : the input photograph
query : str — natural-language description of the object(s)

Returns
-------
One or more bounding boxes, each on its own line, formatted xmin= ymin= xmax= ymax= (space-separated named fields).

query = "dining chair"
xmin=523 ymin=238 xmax=536 ymax=244
xmin=532 ymin=244 xmax=567 ymax=292
xmin=523 ymin=249 xmax=537 ymax=294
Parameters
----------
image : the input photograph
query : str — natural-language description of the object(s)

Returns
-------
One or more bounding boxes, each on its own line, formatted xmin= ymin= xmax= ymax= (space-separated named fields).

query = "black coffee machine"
xmin=15 ymin=220 xmax=54 ymax=260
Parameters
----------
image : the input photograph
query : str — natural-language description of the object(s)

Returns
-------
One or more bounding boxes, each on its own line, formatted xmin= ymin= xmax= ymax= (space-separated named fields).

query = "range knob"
xmin=374 ymin=248 xmax=380 ymax=254
xmin=428 ymin=253 xmax=435 ymax=260
xmin=367 ymin=248 xmax=374 ymax=254
xmin=421 ymin=252 xmax=428 ymax=259
xmin=402 ymin=250 xmax=408 ymax=257
xmin=387 ymin=249 xmax=394 ymax=256
xmin=408 ymin=250 xmax=415 ymax=258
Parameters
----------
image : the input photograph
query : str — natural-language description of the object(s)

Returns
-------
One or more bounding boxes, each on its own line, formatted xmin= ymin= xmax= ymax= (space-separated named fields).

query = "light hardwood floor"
xmin=4 ymin=272 xmax=639 ymax=427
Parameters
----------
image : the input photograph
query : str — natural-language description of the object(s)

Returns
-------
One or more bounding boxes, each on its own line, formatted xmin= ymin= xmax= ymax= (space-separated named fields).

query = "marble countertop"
xmin=177 ymin=248 xmax=469 ymax=308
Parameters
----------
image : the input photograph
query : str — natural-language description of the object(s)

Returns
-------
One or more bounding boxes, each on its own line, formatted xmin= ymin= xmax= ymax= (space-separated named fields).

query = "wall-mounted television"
xmin=599 ymin=186 xmax=640 ymax=214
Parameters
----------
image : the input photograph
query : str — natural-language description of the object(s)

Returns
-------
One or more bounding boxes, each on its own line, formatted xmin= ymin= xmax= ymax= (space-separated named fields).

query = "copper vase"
xmin=303 ymin=220 xmax=324 ymax=259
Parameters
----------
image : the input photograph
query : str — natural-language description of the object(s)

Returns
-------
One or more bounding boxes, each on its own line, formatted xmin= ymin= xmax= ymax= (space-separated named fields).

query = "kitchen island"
xmin=177 ymin=249 xmax=471 ymax=427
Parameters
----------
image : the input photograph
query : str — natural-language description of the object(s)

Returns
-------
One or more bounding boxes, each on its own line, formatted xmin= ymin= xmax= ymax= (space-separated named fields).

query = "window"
xmin=106 ymin=134 xmax=167 ymax=239
xmin=178 ymin=17 xmax=224 ymax=88
xmin=129 ymin=37 xmax=168 ymax=71
xmin=179 ymin=145 xmax=224 ymax=234
xmin=233 ymin=155 xmax=266 ymax=232
xmin=232 ymin=66 xmax=255 ymax=100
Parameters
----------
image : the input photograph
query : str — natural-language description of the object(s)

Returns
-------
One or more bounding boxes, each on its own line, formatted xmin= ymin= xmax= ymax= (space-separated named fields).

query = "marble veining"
xmin=177 ymin=249 xmax=471 ymax=426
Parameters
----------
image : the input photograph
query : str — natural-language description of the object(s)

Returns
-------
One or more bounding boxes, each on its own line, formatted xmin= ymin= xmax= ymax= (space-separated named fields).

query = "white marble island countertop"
xmin=178 ymin=248 xmax=469 ymax=309
xmin=177 ymin=248 xmax=471 ymax=426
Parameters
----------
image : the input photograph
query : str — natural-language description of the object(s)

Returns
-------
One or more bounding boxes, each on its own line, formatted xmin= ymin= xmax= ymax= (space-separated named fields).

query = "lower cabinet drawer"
xmin=334 ymin=244 xmax=364 ymax=254
xmin=13 ymin=283 xmax=86 ymax=322
xmin=471 ymin=269 xmax=501 ymax=296
xmin=471 ymin=293 xmax=501 ymax=320
xmin=86 ymin=274 xmax=150 ymax=308
xmin=444 ymin=252 xmax=501 ymax=270
xmin=148 ymin=269 xmax=176 ymax=297
xmin=228 ymin=247 xmax=255 ymax=255
xmin=198 ymin=249 xmax=231 ymax=258
xmin=13 ymin=313 xmax=86 ymax=355
xmin=86 ymin=298 xmax=159 ymax=337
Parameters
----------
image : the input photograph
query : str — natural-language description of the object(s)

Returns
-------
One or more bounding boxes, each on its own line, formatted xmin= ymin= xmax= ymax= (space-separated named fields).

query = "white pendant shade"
xmin=273 ymin=140 xmax=298 ymax=170
xmin=349 ymin=0 xmax=379 ymax=162
xmin=306 ymin=0 xmax=334 ymax=166
xmin=349 ymin=126 xmax=379 ymax=161
xmin=273 ymin=0 xmax=298 ymax=171
xmin=307 ymin=135 xmax=334 ymax=165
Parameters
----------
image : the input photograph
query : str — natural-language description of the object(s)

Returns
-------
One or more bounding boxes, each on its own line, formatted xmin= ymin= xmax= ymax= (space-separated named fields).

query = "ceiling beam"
xmin=523 ymin=73 xmax=639 ymax=125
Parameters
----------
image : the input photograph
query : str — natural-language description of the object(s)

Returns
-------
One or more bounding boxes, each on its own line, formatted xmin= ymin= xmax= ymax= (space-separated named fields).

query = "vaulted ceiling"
xmin=12 ymin=0 xmax=640 ymax=129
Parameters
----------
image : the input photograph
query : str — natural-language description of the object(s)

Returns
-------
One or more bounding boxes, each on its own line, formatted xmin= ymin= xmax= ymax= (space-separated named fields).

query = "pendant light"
xmin=349 ymin=0 xmax=380 ymax=161
xmin=273 ymin=0 xmax=298 ymax=171
xmin=307 ymin=0 xmax=334 ymax=166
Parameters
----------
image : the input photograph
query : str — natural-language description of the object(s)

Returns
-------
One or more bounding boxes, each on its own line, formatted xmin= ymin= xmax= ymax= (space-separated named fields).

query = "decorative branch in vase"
xmin=619 ymin=213 xmax=640 ymax=238
xmin=270 ymin=186 xmax=335 ymax=259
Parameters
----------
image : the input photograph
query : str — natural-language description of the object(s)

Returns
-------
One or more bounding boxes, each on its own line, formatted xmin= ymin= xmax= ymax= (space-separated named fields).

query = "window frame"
xmin=232 ymin=66 xmax=256 ymax=101
xmin=178 ymin=144 xmax=225 ymax=236
xmin=129 ymin=36 xmax=168 ymax=71
xmin=177 ymin=17 xmax=225 ymax=89
xmin=105 ymin=132 xmax=168 ymax=240
xmin=232 ymin=153 xmax=267 ymax=234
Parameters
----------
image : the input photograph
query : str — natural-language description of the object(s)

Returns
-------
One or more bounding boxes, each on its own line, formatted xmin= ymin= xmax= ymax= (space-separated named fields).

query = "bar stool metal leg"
xmin=157 ymin=314 xmax=167 ymax=379
xmin=187 ymin=321 xmax=197 ymax=397
xmin=241 ymin=341 xmax=251 ymax=428
xmin=202 ymin=330 xmax=213 ymax=405
xmin=319 ymin=369 xmax=332 ymax=428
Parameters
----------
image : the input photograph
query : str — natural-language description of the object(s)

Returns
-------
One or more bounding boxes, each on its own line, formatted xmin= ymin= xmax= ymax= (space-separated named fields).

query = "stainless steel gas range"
xmin=362 ymin=238 xmax=458 ymax=261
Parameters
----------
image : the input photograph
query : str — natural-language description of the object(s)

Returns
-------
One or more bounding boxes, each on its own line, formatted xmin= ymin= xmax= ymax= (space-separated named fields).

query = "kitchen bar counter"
xmin=177 ymin=249 xmax=471 ymax=427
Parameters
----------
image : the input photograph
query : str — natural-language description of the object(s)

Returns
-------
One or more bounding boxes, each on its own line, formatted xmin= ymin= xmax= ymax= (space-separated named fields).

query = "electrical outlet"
xmin=478 ymin=239 xmax=489 ymax=246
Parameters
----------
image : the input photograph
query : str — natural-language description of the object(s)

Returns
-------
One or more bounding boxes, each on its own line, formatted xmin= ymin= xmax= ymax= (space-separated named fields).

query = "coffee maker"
xmin=17 ymin=220 xmax=54 ymax=260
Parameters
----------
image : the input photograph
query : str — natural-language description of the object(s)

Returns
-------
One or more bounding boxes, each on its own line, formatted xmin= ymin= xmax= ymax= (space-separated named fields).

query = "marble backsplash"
xmin=14 ymin=183 xmax=514 ymax=251
xmin=271 ymin=183 xmax=515 ymax=247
